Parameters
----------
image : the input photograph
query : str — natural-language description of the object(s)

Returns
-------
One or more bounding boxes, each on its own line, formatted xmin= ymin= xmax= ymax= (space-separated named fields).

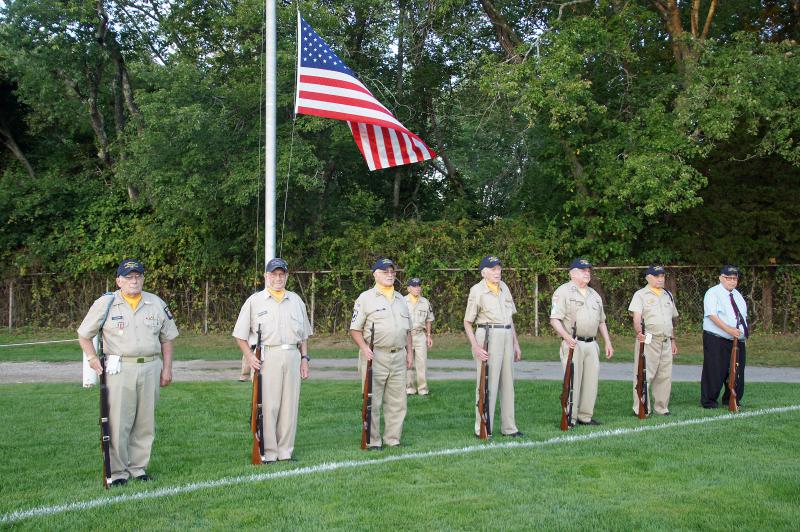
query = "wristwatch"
xmin=301 ymin=354 xmax=311 ymax=362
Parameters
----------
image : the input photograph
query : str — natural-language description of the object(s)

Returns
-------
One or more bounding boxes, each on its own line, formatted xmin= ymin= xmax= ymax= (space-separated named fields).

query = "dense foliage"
xmin=1 ymin=1 xmax=798 ymax=279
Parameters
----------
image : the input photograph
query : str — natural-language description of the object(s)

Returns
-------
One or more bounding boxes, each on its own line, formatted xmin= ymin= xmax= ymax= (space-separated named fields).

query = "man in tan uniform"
xmin=350 ymin=257 xmax=413 ymax=449
xmin=463 ymin=256 xmax=523 ymax=438
xmin=78 ymin=258 xmax=178 ymax=486
xmin=234 ymin=258 xmax=311 ymax=463
xmin=550 ymin=258 xmax=614 ymax=426
xmin=629 ymin=265 xmax=679 ymax=416
xmin=405 ymin=277 xmax=434 ymax=396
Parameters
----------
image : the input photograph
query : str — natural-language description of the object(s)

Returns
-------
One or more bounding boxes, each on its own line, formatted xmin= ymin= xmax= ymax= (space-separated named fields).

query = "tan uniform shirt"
xmin=232 ymin=290 xmax=312 ymax=346
xmin=550 ymin=282 xmax=606 ymax=337
xmin=77 ymin=291 xmax=179 ymax=356
xmin=463 ymin=280 xmax=516 ymax=325
xmin=406 ymin=295 xmax=434 ymax=333
xmin=350 ymin=287 xmax=411 ymax=349
xmin=628 ymin=287 xmax=678 ymax=337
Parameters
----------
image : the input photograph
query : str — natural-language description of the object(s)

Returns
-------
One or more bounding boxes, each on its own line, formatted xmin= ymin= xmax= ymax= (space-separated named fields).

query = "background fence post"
xmin=7 ymin=279 xmax=12 ymax=329
xmin=204 ymin=279 xmax=209 ymax=334
xmin=310 ymin=272 xmax=316 ymax=332
xmin=534 ymin=274 xmax=539 ymax=337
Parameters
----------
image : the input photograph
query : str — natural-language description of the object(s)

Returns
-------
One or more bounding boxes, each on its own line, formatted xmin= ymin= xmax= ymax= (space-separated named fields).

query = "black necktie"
xmin=729 ymin=293 xmax=749 ymax=339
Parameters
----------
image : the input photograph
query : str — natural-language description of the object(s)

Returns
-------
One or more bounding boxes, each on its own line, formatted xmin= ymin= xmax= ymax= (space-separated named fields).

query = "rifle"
xmin=250 ymin=325 xmax=264 ymax=464
xmin=361 ymin=323 xmax=375 ymax=449
xmin=635 ymin=320 xmax=648 ymax=419
xmin=477 ymin=326 xmax=491 ymax=440
xmin=98 ymin=333 xmax=112 ymax=488
xmin=729 ymin=335 xmax=739 ymax=413
xmin=560 ymin=325 xmax=577 ymax=431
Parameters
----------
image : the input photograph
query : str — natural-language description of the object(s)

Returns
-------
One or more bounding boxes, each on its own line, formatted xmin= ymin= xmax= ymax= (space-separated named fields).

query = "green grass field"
xmin=2 ymin=329 xmax=800 ymax=367
xmin=2 ymin=379 xmax=799 ymax=529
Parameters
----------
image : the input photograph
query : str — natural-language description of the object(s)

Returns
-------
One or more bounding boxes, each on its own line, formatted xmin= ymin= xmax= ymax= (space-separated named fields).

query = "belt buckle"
xmin=137 ymin=357 xmax=145 ymax=363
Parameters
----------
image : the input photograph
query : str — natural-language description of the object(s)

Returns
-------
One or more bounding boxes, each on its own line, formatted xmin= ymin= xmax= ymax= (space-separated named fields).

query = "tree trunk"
xmin=479 ymin=0 xmax=523 ymax=63
xmin=0 ymin=118 xmax=35 ymax=178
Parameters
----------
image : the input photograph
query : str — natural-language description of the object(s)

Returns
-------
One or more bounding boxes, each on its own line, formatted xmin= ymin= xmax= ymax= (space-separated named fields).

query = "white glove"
xmin=106 ymin=355 xmax=121 ymax=375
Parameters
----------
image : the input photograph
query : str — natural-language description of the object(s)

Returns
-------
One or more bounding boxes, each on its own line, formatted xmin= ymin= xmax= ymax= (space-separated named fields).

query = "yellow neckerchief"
xmin=121 ymin=292 xmax=142 ymax=311
xmin=649 ymin=286 xmax=664 ymax=297
xmin=408 ymin=294 xmax=420 ymax=305
xmin=486 ymin=281 xmax=500 ymax=295
xmin=577 ymin=287 xmax=588 ymax=297
xmin=376 ymin=284 xmax=395 ymax=301
xmin=268 ymin=288 xmax=286 ymax=303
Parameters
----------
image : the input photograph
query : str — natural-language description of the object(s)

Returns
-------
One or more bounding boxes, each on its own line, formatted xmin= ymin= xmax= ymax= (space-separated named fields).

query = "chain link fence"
xmin=2 ymin=265 xmax=798 ymax=335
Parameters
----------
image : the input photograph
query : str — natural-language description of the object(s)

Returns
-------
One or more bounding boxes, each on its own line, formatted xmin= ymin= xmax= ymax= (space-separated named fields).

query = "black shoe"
xmin=133 ymin=474 xmax=150 ymax=482
xmin=663 ymin=411 xmax=671 ymax=416
xmin=577 ymin=419 xmax=601 ymax=426
xmin=277 ymin=457 xmax=296 ymax=462
xmin=110 ymin=478 xmax=128 ymax=487
xmin=504 ymin=431 xmax=524 ymax=437
xmin=367 ymin=445 xmax=383 ymax=451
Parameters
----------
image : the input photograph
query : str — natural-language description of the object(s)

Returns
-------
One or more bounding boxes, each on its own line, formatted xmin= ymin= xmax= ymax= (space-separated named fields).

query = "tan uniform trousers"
xmin=360 ymin=347 xmax=407 ymax=447
xmin=631 ymin=337 xmax=673 ymax=415
xmin=107 ymin=357 xmax=161 ymax=481
xmin=474 ymin=328 xmax=518 ymax=436
xmin=261 ymin=346 xmax=302 ymax=461
xmin=560 ymin=340 xmax=599 ymax=424
xmin=406 ymin=331 xmax=429 ymax=394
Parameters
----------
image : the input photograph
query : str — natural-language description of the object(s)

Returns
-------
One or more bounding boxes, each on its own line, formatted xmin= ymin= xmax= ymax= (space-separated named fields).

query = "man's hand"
xmin=605 ymin=343 xmax=614 ymax=360
xmin=426 ymin=335 xmax=433 ymax=348
xmin=361 ymin=346 xmax=375 ymax=361
xmin=563 ymin=335 xmax=577 ymax=349
xmin=671 ymin=339 xmax=678 ymax=357
xmin=248 ymin=352 xmax=262 ymax=371
xmin=160 ymin=366 xmax=173 ymax=387
xmin=300 ymin=358 xmax=309 ymax=379
xmin=88 ymin=357 xmax=103 ymax=375
xmin=471 ymin=343 xmax=488 ymax=361
xmin=406 ymin=351 xmax=413 ymax=369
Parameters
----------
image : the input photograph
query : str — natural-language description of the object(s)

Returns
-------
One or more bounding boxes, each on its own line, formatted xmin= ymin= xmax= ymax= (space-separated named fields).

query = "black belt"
xmin=576 ymin=336 xmax=595 ymax=343
xmin=477 ymin=324 xmax=511 ymax=329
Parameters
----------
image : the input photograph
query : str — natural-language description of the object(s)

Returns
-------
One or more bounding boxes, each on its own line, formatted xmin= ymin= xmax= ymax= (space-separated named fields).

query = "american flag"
xmin=294 ymin=13 xmax=436 ymax=171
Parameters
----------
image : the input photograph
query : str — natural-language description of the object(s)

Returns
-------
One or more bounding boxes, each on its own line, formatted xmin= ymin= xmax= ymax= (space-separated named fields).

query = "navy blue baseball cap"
xmin=720 ymin=265 xmax=740 ymax=277
xmin=117 ymin=258 xmax=144 ymax=276
xmin=266 ymin=258 xmax=288 ymax=272
xmin=372 ymin=257 xmax=396 ymax=272
xmin=569 ymin=258 xmax=592 ymax=269
xmin=646 ymin=265 xmax=666 ymax=276
xmin=479 ymin=256 xmax=501 ymax=269
xmin=407 ymin=277 xmax=421 ymax=286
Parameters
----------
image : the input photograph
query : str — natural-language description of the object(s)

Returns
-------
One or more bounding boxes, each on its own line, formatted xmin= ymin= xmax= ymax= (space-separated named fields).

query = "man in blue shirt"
xmin=701 ymin=265 xmax=750 ymax=408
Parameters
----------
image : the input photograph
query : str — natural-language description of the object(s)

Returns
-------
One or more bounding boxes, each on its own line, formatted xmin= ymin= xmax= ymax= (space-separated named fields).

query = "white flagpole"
xmin=264 ymin=0 xmax=277 ymax=264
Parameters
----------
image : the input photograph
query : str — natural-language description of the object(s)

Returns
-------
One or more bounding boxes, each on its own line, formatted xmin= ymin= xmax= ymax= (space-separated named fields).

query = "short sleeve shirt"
xmin=463 ymin=280 xmax=516 ymax=325
xmin=77 ymin=290 xmax=179 ymax=357
xmin=628 ymin=287 xmax=678 ymax=337
xmin=550 ymin=282 xmax=605 ymax=337
xmin=406 ymin=295 xmax=434 ymax=332
xmin=232 ymin=290 xmax=312 ymax=347
xmin=703 ymin=284 xmax=748 ymax=340
xmin=350 ymin=288 xmax=411 ymax=349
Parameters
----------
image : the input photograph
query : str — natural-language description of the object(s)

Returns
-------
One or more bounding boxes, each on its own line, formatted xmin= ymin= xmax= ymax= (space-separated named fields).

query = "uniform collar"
xmin=479 ymin=279 xmax=503 ymax=294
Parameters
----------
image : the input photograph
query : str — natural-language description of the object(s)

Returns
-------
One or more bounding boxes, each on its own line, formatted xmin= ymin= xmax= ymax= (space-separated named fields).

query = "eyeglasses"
xmin=721 ymin=275 xmax=738 ymax=281
xmin=123 ymin=273 xmax=144 ymax=281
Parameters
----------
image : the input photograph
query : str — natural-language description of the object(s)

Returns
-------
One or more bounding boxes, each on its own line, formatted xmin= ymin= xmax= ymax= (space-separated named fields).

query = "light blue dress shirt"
xmin=703 ymin=283 xmax=748 ymax=341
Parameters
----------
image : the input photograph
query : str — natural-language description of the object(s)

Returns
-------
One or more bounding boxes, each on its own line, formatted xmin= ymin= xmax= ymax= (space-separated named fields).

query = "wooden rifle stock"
xmin=560 ymin=325 xmax=576 ymax=431
xmin=729 ymin=337 xmax=739 ymax=413
xmin=636 ymin=321 xmax=648 ymax=419
xmin=477 ymin=326 xmax=491 ymax=440
xmin=361 ymin=324 xmax=375 ymax=449
xmin=250 ymin=325 xmax=264 ymax=464
xmin=98 ymin=335 xmax=112 ymax=489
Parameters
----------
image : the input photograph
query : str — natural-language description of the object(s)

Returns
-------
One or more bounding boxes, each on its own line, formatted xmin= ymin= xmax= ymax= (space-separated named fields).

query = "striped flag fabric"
xmin=294 ymin=13 xmax=436 ymax=171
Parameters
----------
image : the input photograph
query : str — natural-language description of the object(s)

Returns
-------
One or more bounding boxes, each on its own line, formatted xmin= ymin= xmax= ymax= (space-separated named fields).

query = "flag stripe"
xmin=297 ymin=90 xmax=394 ymax=118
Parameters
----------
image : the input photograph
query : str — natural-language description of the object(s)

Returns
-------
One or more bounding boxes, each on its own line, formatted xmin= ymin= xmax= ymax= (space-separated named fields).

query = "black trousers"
xmin=701 ymin=331 xmax=746 ymax=408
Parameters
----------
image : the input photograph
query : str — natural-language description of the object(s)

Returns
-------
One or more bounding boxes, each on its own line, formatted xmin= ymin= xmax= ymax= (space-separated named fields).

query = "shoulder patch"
xmin=164 ymin=306 xmax=174 ymax=320
xmin=351 ymin=303 xmax=360 ymax=323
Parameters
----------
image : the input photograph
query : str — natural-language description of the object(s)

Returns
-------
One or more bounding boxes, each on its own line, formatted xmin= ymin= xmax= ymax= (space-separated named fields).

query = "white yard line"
xmin=3 ymin=404 xmax=799 ymax=524
xmin=0 ymin=339 xmax=78 ymax=347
